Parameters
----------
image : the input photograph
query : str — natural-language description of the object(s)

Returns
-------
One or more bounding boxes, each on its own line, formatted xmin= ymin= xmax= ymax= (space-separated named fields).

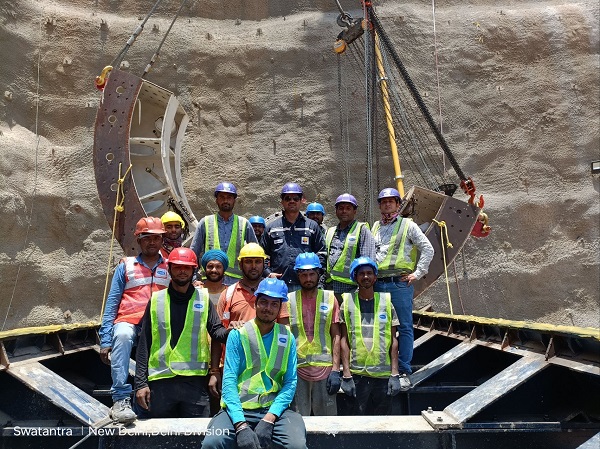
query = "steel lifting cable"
xmin=370 ymin=8 xmax=467 ymax=183
xmin=364 ymin=18 xmax=375 ymax=224
xmin=337 ymin=53 xmax=351 ymax=193
xmin=2 ymin=16 xmax=44 ymax=331
xmin=111 ymin=0 xmax=165 ymax=69
xmin=431 ymin=0 xmax=447 ymax=173
xmin=142 ymin=0 xmax=187 ymax=78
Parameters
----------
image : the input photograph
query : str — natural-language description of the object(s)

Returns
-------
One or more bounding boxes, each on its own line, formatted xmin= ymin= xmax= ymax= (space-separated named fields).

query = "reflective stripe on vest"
xmin=235 ymin=321 xmax=291 ymax=409
xmin=287 ymin=289 xmax=334 ymax=367
xmin=205 ymin=215 xmax=247 ymax=279
xmin=341 ymin=292 xmax=392 ymax=378
xmin=372 ymin=218 xmax=417 ymax=278
xmin=325 ymin=221 xmax=368 ymax=284
xmin=148 ymin=287 xmax=210 ymax=380
xmin=115 ymin=257 xmax=170 ymax=325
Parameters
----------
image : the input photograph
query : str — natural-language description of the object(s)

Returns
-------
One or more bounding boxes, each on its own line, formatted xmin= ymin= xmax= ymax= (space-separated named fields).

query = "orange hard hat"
xmin=134 ymin=216 xmax=166 ymax=236
xmin=168 ymin=247 xmax=198 ymax=267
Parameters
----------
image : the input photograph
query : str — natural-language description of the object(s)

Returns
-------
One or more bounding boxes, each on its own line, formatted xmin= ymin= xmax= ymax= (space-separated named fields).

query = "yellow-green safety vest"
xmin=325 ymin=221 xmax=369 ymax=284
xmin=232 ymin=321 xmax=292 ymax=410
xmin=148 ymin=287 xmax=210 ymax=380
xmin=205 ymin=214 xmax=248 ymax=279
xmin=372 ymin=217 xmax=417 ymax=278
xmin=287 ymin=289 xmax=335 ymax=368
xmin=341 ymin=292 xmax=393 ymax=378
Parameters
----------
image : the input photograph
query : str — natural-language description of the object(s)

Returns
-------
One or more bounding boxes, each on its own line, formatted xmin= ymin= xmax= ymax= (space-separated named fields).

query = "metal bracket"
xmin=422 ymin=408 xmax=461 ymax=429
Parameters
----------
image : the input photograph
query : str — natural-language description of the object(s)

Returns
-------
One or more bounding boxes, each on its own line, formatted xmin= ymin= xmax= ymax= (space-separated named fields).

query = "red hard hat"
xmin=168 ymin=247 xmax=198 ymax=267
xmin=134 ymin=217 xmax=166 ymax=236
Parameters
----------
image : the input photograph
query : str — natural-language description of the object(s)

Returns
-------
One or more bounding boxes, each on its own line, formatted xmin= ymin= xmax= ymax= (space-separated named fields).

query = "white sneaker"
xmin=399 ymin=373 xmax=412 ymax=391
xmin=109 ymin=397 xmax=137 ymax=424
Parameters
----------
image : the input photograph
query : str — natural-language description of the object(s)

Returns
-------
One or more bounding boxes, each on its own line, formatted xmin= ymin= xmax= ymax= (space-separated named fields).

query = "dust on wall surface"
xmin=0 ymin=0 xmax=598 ymax=331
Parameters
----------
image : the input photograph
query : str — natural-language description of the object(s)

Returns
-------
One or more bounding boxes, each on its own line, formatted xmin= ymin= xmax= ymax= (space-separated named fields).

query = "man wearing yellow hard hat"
xmin=160 ymin=211 xmax=186 ymax=258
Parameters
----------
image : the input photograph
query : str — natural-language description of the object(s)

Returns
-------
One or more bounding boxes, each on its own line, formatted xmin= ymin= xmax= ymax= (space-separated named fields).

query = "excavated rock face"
xmin=0 ymin=0 xmax=598 ymax=331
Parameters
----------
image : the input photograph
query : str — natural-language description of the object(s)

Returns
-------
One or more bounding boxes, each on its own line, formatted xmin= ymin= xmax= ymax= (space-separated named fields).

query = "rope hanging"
xmin=432 ymin=218 xmax=454 ymax=315
xmin=100 ymin=163 xmax=133 ymax=317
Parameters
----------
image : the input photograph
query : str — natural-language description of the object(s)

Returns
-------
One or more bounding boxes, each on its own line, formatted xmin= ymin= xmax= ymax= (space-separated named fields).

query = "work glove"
xmin=341 ymin=376 xmax=356 ymax=398
xmin=326 ymin=370 xmax=342 ymax=395
xmin=254 ymin=419 xmax=274 ymax=449
xmin=387 ymin=374 xmax=401 ymax=396
xmin=236 ymin=426 xmax=260 ymax=449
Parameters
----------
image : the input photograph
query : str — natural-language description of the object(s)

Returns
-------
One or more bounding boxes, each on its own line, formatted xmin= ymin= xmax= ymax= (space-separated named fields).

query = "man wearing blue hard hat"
xmin=372 ymin=188 xmax=434 ymax=392
xmin=287 ymin=253 xmax=344 ymax=416
xmin=260 ymin=182 xmax=326 ymax=292
xmin=339 ymin=257 xmax=401 ymax=415
xmin=248 ymin=215 xmax=266 ymax=241
xmin=324 ymin=193 xmax=376 ymax=302
xmin=191 ymin=182 xmax=258 ymax=286
xmin=202 ymin=278 xmax=306 ymax=449
xmin=305 ymin=202 xmax=327 ymax=237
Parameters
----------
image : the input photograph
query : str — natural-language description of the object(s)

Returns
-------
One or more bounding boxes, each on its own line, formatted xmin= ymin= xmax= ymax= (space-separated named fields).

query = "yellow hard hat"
xmin=238 ymin=243 xmax=267 ymax=261
xmin=161 ymin=211 xmax=185 ymax=229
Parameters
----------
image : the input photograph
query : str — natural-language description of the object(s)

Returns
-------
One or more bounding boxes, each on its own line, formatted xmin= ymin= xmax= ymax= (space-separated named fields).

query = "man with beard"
xmin=261 ymin=182 xmax=326 ymax=293
xmin=339 ymin=257 xmax=401 ymax=415
xmin=287 ymin=253 xmax=344 ymax=416
xmin=160 ymin=211 xmax=186 ymax=258
xmin=305 ymin=202 xmax=327 ymax=237
xmin=134 ymin=248 xmax=229 ymax=418
xmin=217 ymin=243 xmax=289 ymax=329
xmin=202 ymin=278 xmax=307 ymax=449
xmin=191 ymin=182 xmax=258 ymax=286
xmin=99 ymin=217 xmax=169 ymax=424
xmin=324 ymin=193 xmax=376 ymax=302
xmin=372 ymin=187 xmax=434 ymax=391
xmin=248 ymin=216 xmax=266 ymax=241
xmin=200 ymin=249 xmax=229 ymax=307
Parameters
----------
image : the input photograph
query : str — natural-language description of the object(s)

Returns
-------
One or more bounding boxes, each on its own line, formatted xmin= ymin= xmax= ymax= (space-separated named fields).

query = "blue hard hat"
xmin=280 ymin=182 xmax=303 ymax=197
xmin=215 ymin=182 xmax=238 ymax=198
xmin=349 ymin=256 xmax=378 ymax=281
xmin=377 ymin=187 xmax=401 ymax=203
xmin=335 ymin=193 xmax=358 ymax=208
xmin=255 ymin=278 xmax=289 ymax=302
xmin=248 ymin=215 xmax=266 ymax=226
xmin=306 ymin=202 xmax=325 ymax=215
xmin=294 ymin=252 xmax=322 ymax=271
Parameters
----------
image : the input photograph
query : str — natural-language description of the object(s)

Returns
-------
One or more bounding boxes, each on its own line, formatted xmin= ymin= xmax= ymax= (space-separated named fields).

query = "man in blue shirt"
xmin=191 ymin=182 xmax=258 ymax=286
xmin=261 ymin=182 xmax=326 ymax=293
xmin=202 ymin=278 xmax=306 ymax=449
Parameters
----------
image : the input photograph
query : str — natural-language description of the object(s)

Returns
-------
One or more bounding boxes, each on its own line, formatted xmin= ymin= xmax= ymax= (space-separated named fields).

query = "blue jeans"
xmin=375 ymin=280 xmax=414 ymax=374
xmin=110 ymin=322 xmax=139 ymax=402
xmin=202 ymin=408 xmax=307 ymax=449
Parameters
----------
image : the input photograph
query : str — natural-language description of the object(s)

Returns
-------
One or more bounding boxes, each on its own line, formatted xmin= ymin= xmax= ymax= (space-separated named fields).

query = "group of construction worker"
xmin=99 ymin=181 xmax=433 ymax=449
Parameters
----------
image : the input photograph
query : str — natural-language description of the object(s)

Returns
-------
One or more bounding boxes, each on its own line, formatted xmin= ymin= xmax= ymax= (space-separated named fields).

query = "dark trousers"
xmin=147 ymin=375 xmax=210 ymax=418
xmin=201 ymin=408 xmax=307 ymax=449
xmin=351 ymin=375 xmax=392 ymax=415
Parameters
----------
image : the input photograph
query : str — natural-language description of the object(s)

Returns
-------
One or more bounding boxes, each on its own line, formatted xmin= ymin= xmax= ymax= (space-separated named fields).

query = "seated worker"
xmin=339 ymin=257 xmax=402 ymax=415
xmin=202 ymin=278 xmax=307 ymax=449
xmin=134 ymin=248 xmax=229 ymax=418
xmin=98 ymin=216 xmax=169 ymax=424
xmin=288 ymin=253 xmax=343 ymax=416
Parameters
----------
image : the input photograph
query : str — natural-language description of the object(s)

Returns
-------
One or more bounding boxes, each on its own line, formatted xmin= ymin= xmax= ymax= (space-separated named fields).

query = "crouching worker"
xmin=134 ymin=247 xmax=229 ymax=418
xmin=202 ymin=278 xmax=307 ymax=449
xmin=339 ymin=257 xmax=402 ymax=415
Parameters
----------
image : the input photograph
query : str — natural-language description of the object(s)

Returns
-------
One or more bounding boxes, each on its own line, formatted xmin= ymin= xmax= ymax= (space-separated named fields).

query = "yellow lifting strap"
xmin=100 ymin=163 xmax=133 ymax=317
xmin=432 ymin=219 xmax=454 ymax=315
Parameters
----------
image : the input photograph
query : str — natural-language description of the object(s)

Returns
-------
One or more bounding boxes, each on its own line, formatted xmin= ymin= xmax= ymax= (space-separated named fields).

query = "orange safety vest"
xmin=114 ymin=257 xmax=170 ymax=325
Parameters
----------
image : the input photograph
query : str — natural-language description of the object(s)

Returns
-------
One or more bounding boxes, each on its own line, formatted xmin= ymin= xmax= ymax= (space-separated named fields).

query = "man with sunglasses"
xmin=260 ymin=182 xmax=326 ymax=293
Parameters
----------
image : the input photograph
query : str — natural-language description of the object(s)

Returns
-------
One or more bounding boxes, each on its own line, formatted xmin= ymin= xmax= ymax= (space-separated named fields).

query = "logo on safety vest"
xmin=301 ymin=236 xmax=309 ymax=245
xmin=155 ymin=268 xmax=168 ymax=278
xmin=348 ymin=236 xmax=357 ymax=242
xmin=278 ymin=335 xmax=288 ymax=346
xmin=379 ymin=313 xmax=387 ymax=322
xmin=319 ymin=305 xmax=329 ymax=312
xmin=193 ymin=301 xmax=204 ymax=311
